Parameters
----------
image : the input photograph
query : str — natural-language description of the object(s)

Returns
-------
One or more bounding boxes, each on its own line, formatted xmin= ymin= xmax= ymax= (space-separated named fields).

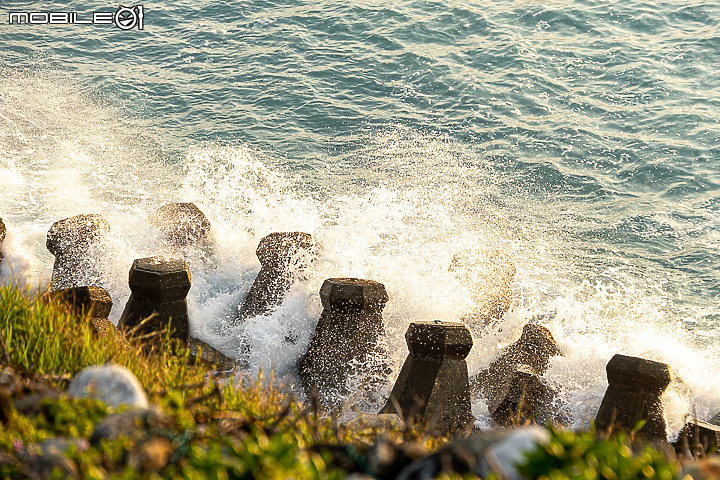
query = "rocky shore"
xmin=1 ymin=206 xmax=720 ymax=478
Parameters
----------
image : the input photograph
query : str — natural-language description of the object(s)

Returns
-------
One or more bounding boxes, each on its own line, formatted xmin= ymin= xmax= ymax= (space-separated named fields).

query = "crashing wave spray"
xmin=2 ymin=72 xmax=719 ymax=436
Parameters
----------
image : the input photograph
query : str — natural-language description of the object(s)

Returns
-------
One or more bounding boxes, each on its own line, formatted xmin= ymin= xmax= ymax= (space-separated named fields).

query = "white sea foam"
xmin=1 ymin=72 xmax=719 ymax=436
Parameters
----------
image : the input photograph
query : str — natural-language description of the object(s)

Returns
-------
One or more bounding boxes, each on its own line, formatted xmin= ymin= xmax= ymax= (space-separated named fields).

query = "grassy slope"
xmin=0 ymin=285 xmax=684 ymax=479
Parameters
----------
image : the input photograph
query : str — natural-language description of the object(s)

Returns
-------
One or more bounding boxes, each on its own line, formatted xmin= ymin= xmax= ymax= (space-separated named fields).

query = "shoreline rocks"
xmin=472 ymin=324 xmax=561 ymax=426
xmin=46 ymin=214 xmax=110 ymax=291
xmin=68 ymin=364 xmax=149 ymax=409
xmin=50 ymin=286 xmax=129 ymax=350
xmin=237 ymin=232 xmax=316 ymax=322
xmin=594 ymin=354 xmax=673 ymax=440
xmin=380 ymin=321 xmax=474 ymax=436
xmin=149 ymin=202 xmax=211 ymax=250
xmin=118 ymin=256 xmax=191 ymax=345
xmin=299 ymin=278 xmax=388 ymax=408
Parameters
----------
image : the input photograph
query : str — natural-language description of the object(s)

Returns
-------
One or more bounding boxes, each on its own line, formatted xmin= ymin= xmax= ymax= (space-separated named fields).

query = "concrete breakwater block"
xmin=380 ymin=320 xmax=474 ymax=435
xmin=50 ymin=286 xmax=128 ymax=350
xmin=188 ymin=337 xmax=247 ymax=373
xmin=69 ymin=364 xmax=148 ymax=409
xmin=299 ymin=278 xmax=388 ymax=408
xmin=673 ymin=420 xmax=720 ymax=458
xmin=0 ymin=217 xmax=5 ymax=262
xmin=118 ymin=256 xmax=191 ymax=345
xmin=595 ymin=354 xmax=672 ymax=439
xmin=237 ymin=232 xmax=316 ymax=321
xmin=489 ymin=364 xmax=555 ymax=427
xmin=46 ymin=214 xmax=110 ymax=291
xmin=450 ymin=249 xmax=516 ymax=324
xmin=472 ymin=324 xmax=560 ymax=409
xmin=149 ymin=202 xmax=211 ymax=249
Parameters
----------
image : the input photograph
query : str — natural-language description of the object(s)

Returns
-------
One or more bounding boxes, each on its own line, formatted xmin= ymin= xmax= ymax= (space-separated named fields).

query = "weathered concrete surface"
xmin=299 ymin=278 xmax=388 ymax=408
xmin=237 ymin=232 xmax=316 ymax=321
xmin=149 ymin=202 xmax=211 ymax=248
xmin=488 ymin=364 xmax=556 ymax=427
xmin=381 ymin=321 xmax=474 ymax=435
xmin=51 ymin=285 xmax=113 ymax=318
xmin=471 ymin=324 xmax=560 ymax=408
xmin=46 ymin=214 xmax=110 ymax=291
xmin=450 ymin=249 xmax=516 ymax=324
xmin=594 ymin=354 xmax=672 ymax=440
xmin=118 ymin=256 xmax=191 ymax=345
xmin=673 ymin=420 xmax=720 ymax=458
xmin=50 ymin=286 xmax=129 ymax=350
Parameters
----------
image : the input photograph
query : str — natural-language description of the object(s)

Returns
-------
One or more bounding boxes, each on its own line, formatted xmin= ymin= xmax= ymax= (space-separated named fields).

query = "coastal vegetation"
xmin=0 ymin=285 xmax=686 ymax=479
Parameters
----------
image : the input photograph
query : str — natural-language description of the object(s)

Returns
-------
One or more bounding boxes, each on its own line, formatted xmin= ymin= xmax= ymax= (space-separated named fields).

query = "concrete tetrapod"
xmin=299 ymin=278 xmax=388 ymax=409
xmin=149 ymin=203 xmax=211 ymax=249
xmin=381 ymin=321 xmax=474 ymax=436
xmin=594 ymin=354 xmax=673 ymax=440
xmin=118 ymin=257 xmax=191 ymax=346
xmin=46 ymin=214 xmax=110 ymax=291
xmin=487 ymin=364 xmax=556 ymax=427
xmin=237 ymin=232 xmax=316 ymax=321
xmin=50 ymin=286 xmax=129 ymax=350
xmin=673 ymin=420 xmax=720 ymax=458
xmin=472 ymin=324 xmax=560 ymax=401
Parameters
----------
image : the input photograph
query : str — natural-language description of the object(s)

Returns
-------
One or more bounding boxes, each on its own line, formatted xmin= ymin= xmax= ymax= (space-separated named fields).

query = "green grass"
xmin=0 ymin=285 xmax=688 ymax=479
xmin=0 ymin=285 xmax=353 ymax=478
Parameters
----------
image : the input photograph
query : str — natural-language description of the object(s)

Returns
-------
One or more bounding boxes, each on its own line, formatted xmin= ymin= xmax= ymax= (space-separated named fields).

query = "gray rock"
xmin=395 ymin=427 xmax=549 ymax=480
xmin=50 ymin=285 xmax=113 ymax=318
xmin=709 ymin=412 xmax=720 ymax=426
xmin=482 ymin=427 xmax=550 ymax=480
xmin=68 ymin=364 xmax=148 ymax=409
xmin=673 ymin=420 xmax=720 ymax=458
xmin=90 ymin=407 xmax=165 ymax=444
xmin=472 ymin=324 xmax=560 ymax=400
xmin=26 ymin=453 xmax=79 ymax=479
xmin=489 ymin=364 xmax=556 ymax=427
xmin=188 ymin=337 xmax=247 ymax=373
xmin=50 ymin=286 xmax=130 ymax=350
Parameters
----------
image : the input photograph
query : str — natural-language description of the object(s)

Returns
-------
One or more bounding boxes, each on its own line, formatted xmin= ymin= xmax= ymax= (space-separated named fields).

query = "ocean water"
xmin=1 ymin=0 xmax=719 ymax=436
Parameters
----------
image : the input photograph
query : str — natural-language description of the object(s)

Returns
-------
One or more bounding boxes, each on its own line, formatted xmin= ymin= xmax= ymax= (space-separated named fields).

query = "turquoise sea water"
xmin=1 ymin=1 xmax=719 ymax=433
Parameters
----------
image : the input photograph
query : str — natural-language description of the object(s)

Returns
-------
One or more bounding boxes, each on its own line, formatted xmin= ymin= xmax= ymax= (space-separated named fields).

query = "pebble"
xmin=68 ymin=364 xmax=148 ymax=409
